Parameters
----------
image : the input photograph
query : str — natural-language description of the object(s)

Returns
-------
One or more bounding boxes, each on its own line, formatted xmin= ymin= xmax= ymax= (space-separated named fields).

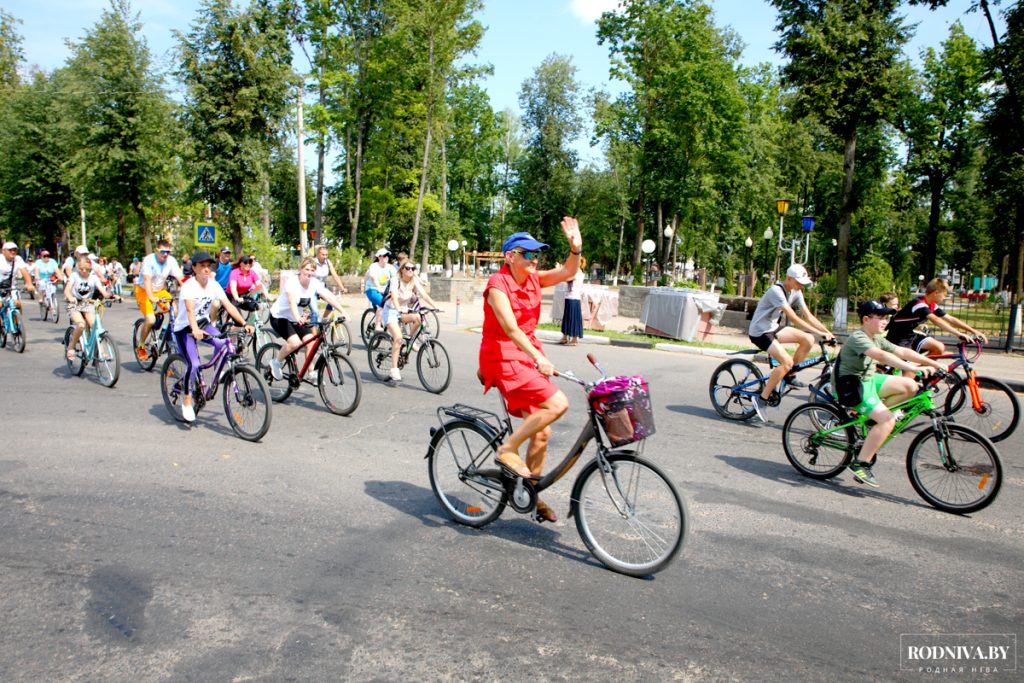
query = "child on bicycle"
xmin=747 ymin=263 xmax=834 ymax=422
xmin=833 ymin=300 xmax=943 ymax=487
xmin=64 ymin=255 xmax=119 ymax=360
xmin=172 ymin=251 xmax=253 ymax=423
xmin=382 ymin=261 xmax=442 ymax=381
xmin=885 ymin=278 xmax=988 ymax=356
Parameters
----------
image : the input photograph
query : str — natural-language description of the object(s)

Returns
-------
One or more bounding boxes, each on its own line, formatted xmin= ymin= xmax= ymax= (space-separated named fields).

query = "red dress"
xmin=479 ymin=265 xmax=558 ymax=416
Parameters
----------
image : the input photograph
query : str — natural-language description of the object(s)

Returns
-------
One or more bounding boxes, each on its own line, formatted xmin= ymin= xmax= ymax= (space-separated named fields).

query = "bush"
xmin=849 ymin=254 xmax=895 ymax=306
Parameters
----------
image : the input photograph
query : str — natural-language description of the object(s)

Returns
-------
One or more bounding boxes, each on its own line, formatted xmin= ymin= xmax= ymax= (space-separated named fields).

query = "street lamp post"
xmin=762 ymin=227 xmax=773 ymax=283
xmin=743 ymin=236 xmax=753 ymax=296
xmin=641 ymin=239 xmax=656 ymax=285
xmin=447 ymin=239 xmax=459 ymax=277
xmin=461 ymin=239 xmax=467 ymax=275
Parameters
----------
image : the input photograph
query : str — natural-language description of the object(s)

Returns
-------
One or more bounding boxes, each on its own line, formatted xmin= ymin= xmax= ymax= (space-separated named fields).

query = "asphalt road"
xmin=1 ymin=302 xmax=1021 ymax=681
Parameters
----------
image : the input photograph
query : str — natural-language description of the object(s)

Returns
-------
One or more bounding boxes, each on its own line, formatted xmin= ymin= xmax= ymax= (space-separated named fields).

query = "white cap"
xmin=1 ymin=241 xmax=16 ymax=250
xmin=74 ymin=245 xmax=89 ymax=255
xmin=375 ymin=248 xmax=390 ymax=257
xmin=786 ymin=263 xmax=813 ymax=285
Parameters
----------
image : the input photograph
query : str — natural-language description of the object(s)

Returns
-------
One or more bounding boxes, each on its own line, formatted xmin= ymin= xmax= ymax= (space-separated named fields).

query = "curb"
xmin=653 ymin=343 xmax=734 ymax=358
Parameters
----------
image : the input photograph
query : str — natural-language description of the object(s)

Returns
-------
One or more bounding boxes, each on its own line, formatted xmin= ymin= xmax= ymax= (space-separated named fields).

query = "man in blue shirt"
xmin=215 ymin=246 xmax=232 ymax=290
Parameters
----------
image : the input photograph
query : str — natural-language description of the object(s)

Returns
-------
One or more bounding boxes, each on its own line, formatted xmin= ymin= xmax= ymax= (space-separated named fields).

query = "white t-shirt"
xmin=0 ymin=254 xmax=28 ymax=289
xmin=565 ymin=270 xmax=585 ymax=301
xmin=314 ymin=258 xmax=331 ymax=284
xmin=271 ymin=276 xmax=327 ymax=323
xmin=173 ymin=277 xmax=226 ymax=332
xmin=68 ymin=271 xmax=103 ymax=301
xmin=365 ymin=262 xmax=396 ymax=292
xmin=140 ymin=253 xmax=181 ymax=291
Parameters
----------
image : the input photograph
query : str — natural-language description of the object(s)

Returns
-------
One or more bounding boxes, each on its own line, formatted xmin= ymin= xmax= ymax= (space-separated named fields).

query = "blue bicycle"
xmin=63 ymin=298 xmax=120 ymax=387
xmin=709 ymin=339 xmax=838 ymax=420
xmin=0 ymin=290 xmax=26 ymax=353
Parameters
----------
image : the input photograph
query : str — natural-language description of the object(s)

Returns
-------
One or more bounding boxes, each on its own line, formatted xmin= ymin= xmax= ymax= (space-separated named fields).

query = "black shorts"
xmin=893 ymin=332 xmax=932 ymax=354
xmin=270 ymin=315 xmax=312 ymax=340
xmin=748 ymin=331 xmax=777 ymax=352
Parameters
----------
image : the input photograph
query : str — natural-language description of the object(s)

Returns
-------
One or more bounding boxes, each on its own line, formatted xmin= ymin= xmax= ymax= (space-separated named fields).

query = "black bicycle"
xmin=427 ymin=354 xmax=687 ymax=577
xmin=360 ymin=303 xmax=439 ymax=345
xmin=366 ymin=308 xmax=451 ymax=393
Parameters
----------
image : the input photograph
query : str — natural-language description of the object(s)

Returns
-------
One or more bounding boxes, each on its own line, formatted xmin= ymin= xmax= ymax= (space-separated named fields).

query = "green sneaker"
xmin=848 ymin=460 xmax=879 ymax=488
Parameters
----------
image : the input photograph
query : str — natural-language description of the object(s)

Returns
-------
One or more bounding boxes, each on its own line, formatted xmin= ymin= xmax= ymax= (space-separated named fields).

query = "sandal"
xmin=535 ymin=499 xmax=558 ymax=523
xmin=494 ymin=450 xmax=535 ymax=480
xmin=66 ymin=349 xmax=76 ymax=361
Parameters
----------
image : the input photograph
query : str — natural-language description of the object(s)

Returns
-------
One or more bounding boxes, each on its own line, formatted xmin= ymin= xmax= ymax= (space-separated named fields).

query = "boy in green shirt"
xmin=833 ymin=300 xmax=943 ymax=487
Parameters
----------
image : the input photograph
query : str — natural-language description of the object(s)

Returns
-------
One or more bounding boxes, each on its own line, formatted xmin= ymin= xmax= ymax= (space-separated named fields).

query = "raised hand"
xmin=560 ymin=216 xmax=582 ymax=252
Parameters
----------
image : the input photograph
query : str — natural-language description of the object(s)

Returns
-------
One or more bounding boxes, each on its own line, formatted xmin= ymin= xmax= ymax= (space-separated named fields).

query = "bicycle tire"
xmin=94 ymin=332 xmax=120 ymax=388
xmin=906 ymin=423 xmax=1002 ymax=513
xmin=51 ymin=297 xmax=59 ymax=325
xmin=360 ymin=307 xmax=376 ymax=345
xmin=416 ymin=339 xmax=451 ymax=394
xmin=366 ymin=330 xmax=395 ymax=382
xmin=427 ymin=420 xmax=507 ymax=528
xmin=255 ymin=341 xmax=295 ymax=403
xmin=571 ymin=453 xmax=687 ymax=577
xmin=10 ymin=308 xmax=25 ymax=353
xmin=421 ymin=308 xmax=440 ymax=340
xmin=223 ymin=365 xmax=272 ymax=441
xmin=781 ymin=402 xmax=856 ymax=479
xmin=160 ymin=353 xmax=189 ymax=422
xmin=326 ymin=317 xmax=353 ymax=355
xmin=64 ymin=326 xmax=86 ymax=376
xmin=0 ymin=316 xmax=5 ymax=348
xmin=39 ymin=297 xmax=47 ymax=321
xmin=943 ymin=375 xmax=1019 ymax=443
xmin=317 ymin=349 xmax=361 ymax=416
xmin=132 ymin=318 xmax=158 ymax=371
xmin=708 ymin=358 xmax=763 ymax=420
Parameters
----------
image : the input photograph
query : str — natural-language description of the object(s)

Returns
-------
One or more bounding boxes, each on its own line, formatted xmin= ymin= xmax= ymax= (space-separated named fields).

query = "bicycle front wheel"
xmin=223 ymin=365 xmax=272 ymax=441
xmin=255 ymin=341 xmax=295 ymax=403
xmin=51 ymin=298 xmax=59 ymax=325
xmin=781 ymin=403 xmax=856 ymax=479
xmin=366 ymin=331 xmax=395 ymax=382
xmin=421 ymin=308 xmax=440 ymax=339
xmin=943 ymin=375 xmax=1020 ymax=443
xmin=94 ymin=332 xmax=120 ymax=388
xmin=326 ymin=318 xmax=353 ymax=355
xmin=906 ymin=423 xmax=1002 ymax=513
xmin=708 ymin=359 xmax=762 ymax=420
xmin=160 ymin=353 xmax=189 ymax=422
xmin=10 ymin=308 xmax=25 ymax=353
xmin=417 ymin=339 xmax=451 ymax=394
xmin=132 ymin=318 xmax=158 ymax=371
xmin=427 ymin=420 xmax=507 ymax=527
xmin=317 ymin=350 xmax=361 ymax=416
xmin=571 ymin=453 xmax=686 ymax=577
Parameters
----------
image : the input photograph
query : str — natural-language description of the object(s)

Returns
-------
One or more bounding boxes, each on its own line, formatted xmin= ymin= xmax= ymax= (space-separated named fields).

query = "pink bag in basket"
xmin=587 ymin=375 xmax=656 ymax=447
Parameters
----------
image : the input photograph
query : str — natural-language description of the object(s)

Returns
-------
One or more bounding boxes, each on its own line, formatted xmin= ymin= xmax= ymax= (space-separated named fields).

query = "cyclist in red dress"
xmin=479 ymin=217 xmax=582 ymax=523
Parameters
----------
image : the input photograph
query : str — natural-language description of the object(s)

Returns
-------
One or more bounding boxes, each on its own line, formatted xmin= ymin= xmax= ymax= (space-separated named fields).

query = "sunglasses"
xmin=241 ymin=258 xmax=253 ymax=264
xmin=402 ymin=265 xmax=416 ymax=271
xmin=158 ymin=250 xmax=171 ymax=255
xmin=512 ymin=249 xmax=540 ymax=260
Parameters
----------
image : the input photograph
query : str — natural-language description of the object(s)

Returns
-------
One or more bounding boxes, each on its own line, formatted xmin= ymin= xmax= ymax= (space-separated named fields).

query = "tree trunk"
xmin=350 ymin=120 xmax=366 ymax=247
xmin=633 ymin=183 xmax=646 ymax=273
xmin=116 ymin=208 xmax=127 ymax=264
xmin=655 ymin=202 xmax=664 ymax=265
xmin=129 ymin=186 xmax=152 ymax=255
xmin=410 ymin=35 xmax=436 ymax=262
xmin=924 ymin=172 xmax=943 ymax=281
xmin=833 ymin=132 xmax=857 ymax=332
xmin=613 ymin=215 xmax=625 ymax=285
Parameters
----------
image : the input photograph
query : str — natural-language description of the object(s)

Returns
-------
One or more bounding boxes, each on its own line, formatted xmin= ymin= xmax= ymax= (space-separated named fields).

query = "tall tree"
xmin=178 ymin=0 xmax=294 ymax=253
xmin=0 ymin=8 xmax=23 ymax=94
xmin=772 ymin=0 xmax=909 ymax=329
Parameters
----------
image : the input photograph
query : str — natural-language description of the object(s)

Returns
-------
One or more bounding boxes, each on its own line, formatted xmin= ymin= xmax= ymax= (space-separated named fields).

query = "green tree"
xmin=0 ymin=8 xmax=23 ymax=94
xmin=178 ymin=0 xmax=295 ymax=254
xmin=772 ymin=0 xmax=909 ymax=330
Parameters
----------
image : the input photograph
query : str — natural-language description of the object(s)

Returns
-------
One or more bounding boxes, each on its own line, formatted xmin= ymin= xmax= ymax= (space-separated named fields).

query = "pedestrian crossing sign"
xmin=194 ymin=222 xmax=217 ymax=246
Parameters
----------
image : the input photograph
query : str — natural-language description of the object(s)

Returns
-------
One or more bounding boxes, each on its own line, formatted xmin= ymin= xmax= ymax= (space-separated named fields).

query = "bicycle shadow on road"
xmin=364 ymin=479 xmax=604 ymax=572
xmin=665 ymin=404 xmax=728 ymax=420
xmin=145 ymin=403 xmax=239 ymax=440
xmin=715 ymin=454 xmax=920 ymax=507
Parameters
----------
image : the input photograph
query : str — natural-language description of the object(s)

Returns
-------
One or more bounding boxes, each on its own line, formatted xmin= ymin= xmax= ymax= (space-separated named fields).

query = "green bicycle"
xmin=780 ymin=374 xmax=1002 ymax=514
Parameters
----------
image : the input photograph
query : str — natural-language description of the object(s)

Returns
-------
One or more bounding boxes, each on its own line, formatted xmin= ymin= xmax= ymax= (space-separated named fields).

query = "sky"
xmin=3 ymin=0 xmax=1006 ymax=167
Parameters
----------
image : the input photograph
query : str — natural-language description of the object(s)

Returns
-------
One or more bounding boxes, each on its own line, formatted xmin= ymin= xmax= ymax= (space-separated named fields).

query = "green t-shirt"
xmin=835 ymin=329 xmax=899 ymax=381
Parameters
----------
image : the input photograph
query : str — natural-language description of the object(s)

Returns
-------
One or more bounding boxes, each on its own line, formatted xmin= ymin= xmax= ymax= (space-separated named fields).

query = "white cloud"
xmin=568 ymin=0 xmax=620 ymax=24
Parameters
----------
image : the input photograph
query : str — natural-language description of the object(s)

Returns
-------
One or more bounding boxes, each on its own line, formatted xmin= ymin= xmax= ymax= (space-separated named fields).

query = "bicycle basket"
xmin=588 ymin=375 xmax=656 ymax=447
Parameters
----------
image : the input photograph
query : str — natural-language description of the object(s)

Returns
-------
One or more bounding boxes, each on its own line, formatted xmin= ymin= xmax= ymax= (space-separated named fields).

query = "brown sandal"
xmin=535 ymin=499 xmax=558 ymax=523
xmin=494 ymin=450 xmax=535 ymax=479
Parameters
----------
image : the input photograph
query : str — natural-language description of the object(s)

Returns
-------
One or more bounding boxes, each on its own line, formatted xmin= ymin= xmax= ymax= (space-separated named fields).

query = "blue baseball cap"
xmin=501 ymin=232 xmax=548 ymax=253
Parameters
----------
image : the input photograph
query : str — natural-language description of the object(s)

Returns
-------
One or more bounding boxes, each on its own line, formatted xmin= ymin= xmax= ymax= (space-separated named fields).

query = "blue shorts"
xmin=366 ymin=289 xmax=384 ymax=308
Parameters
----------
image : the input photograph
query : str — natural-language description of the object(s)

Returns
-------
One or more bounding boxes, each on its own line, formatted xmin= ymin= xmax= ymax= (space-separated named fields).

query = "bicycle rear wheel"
xmin=943 ymin=375 xmax=1019 ymax=443
xmin=708 ymin=359 xmax=762 ymax=420
xmin=51 ymin=297 xmax=59 ymax=325
xmin=326 ymin=318 xmax=353 ymax=355
xmin=417 ymin=339 xmax=451 ymax=394
xmin=781 ymin=403 xmax=856 ymax=479
xmin=132 ymin=318 xmax=158 ymax=371
xmin=317 ymin=349 xmax=361 ymax=416
xmin=93 ymin=332 xmax=120 ymax=388
xmin=360 ymin=307 xmax=376 ymax=345
xmin=10 ymin=308 xmax=25 ymax=353
xmin=427 ymin=420 xmax=507 ymax=527
xmin=572 ymin=453 xmax=686 ymax=577
xmin=255 ymin=341 xmax=296 ymax=403
xmin=366 ymin=331 xmax=395 ymax=382
xmin=64 ymin=326 xmax=86 ymax=376
xmin=160 ymin=353 xmax=189 ymax=422
xmin=906 ymin=423 xmax=1002 ymax=513
xmin=223 ymin=365 xmax=272 ymax=441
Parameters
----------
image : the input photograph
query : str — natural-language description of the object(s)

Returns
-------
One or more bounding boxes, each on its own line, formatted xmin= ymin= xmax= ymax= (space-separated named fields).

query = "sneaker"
xmin=848 ymin=460 xmax=879 ymax=488
xmin=389 ymin=367 xmax=402 ymax=381
xmin=785 ymin=373 xmax=806 ymax=389
xmin=752 ymin=395 xmax=769 ymax=423
xmin=182 ymin=404 xmax=196 ymax=423
xmin=269 ymin=358 xmax=283 ymax=381
xmin=136 ymin=346 xmax=149 ymax=362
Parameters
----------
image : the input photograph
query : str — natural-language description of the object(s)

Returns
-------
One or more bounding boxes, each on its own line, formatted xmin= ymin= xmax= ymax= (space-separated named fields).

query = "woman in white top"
xmin=560 ymin=256 xmax=586 ymax=345
xmin=381 ymin=261 xmax=442 ymax=381
xmin=172 ymin=250 xmax=253 ymax=423
xmin=267 ymin=257 xmax=349 ymax=380
xmin=64 ymin=255 xmax=119 ymax=361
xmin=313 ymin=245 xmax=347 ymax=293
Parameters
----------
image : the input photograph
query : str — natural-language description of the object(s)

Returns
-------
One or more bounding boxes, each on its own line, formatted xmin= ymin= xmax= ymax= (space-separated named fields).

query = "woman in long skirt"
xmin=560 ymin=257 xmax=586 ymax=345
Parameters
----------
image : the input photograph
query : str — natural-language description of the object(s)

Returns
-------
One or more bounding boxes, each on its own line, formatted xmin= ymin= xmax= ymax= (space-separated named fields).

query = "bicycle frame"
xmin=1 ymin=294 xmax=15 ymax=329
xmin=729 ymin=340 xmax=836 ymax=402
xmin=187 ymin=333 xmax=240 ymax=403
xmin=279 ymin=324 xmax=329 ymax=382
xmin=814 ymin=386 xmax=938 ymax=452
xmin=77 ymin=300 xmax=110 ymax=359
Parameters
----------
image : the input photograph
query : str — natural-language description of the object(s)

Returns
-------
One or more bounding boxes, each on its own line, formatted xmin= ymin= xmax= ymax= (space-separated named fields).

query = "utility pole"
xmin=297 ymin=85 xmax=309 ymax=257
xmin=80 ymin=202 xmax=87 ymax=248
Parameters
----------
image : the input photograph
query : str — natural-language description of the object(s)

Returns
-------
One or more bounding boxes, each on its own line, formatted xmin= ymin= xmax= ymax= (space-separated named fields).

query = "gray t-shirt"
xmin=834 ymin=329 xmax=900 ymax=381
xmin=748 ymin=283 xmax=805 ymax=337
